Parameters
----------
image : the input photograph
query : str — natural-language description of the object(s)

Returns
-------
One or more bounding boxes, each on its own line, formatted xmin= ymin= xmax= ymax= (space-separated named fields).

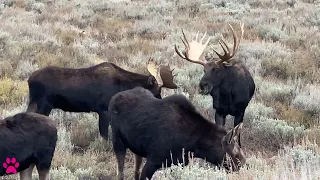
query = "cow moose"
xmin=26 ymin=59 xmax=178 ymax=140
xmin=174 ymin=22 xmax=255 ymax=147
xmin=108 ymin=87 xmax=246 ymax=180
xmin=0 ymin=112 xmax=57 ymax=180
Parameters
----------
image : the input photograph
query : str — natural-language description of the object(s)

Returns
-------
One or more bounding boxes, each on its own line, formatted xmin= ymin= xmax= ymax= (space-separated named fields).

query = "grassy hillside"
xmin=1 ymin=0 xmax=320 ymax=179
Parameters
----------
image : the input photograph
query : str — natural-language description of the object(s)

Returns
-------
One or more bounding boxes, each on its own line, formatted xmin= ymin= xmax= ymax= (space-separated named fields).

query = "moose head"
xmin=145 ymin=58 xmax=178 ymax=98
xmin=174 ymin=23 xmax=245 ymax=95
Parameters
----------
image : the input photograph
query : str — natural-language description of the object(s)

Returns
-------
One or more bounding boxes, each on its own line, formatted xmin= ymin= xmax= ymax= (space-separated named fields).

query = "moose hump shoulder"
xmin=0 ymin=112 xmax=57 ymax=180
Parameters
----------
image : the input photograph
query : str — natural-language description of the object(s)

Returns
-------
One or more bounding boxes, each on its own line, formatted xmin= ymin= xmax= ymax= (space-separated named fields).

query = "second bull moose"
xmin=26 ymin=58 xmax=178 ymax=140
xmin=174 ymin=22 xmax=255 ymax=147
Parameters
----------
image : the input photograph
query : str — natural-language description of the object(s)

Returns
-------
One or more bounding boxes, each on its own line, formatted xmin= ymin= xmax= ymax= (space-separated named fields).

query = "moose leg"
xmin=115 ymin=151 xmax=126 ymax=180
xmin=20 ymin=164 xmax=35 ymax=180
xmin=26 ymin=100 xmax=38 ymax=113
xmin=139 ymin=160 xmax=161 ymax=180
xmin=134 ymin=154 xmax=143 ymax=180
xmin=32 ymin=99 xmax=52 ymax=116
xmin=34 ymin=145 xmax=55 ymax=180
xmin=112 ymin=132 xmax=127 ymax=180
xmin=41 ymin=105 xmax=53 ymax=116
xmin=98 ymin=111 xmax=110 ymax=141
xmin=215 ymin=112 xmax=227 ymax=126
xmin=234 ymin=113 xmax=244 ymax=147
xmin=37 ymin=167 xmax=50 ymax=180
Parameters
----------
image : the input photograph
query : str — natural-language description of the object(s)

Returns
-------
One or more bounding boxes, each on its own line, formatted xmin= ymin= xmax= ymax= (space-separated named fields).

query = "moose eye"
xmin=212 ymin=67 xmax=219 ymax=72
xmin=200 ymin=82 xmax=209 ymax=89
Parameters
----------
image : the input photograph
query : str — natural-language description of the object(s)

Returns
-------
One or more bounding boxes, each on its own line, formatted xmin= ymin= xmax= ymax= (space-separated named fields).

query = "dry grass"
xmin=1 ymin=0 xmax=320 ymax=179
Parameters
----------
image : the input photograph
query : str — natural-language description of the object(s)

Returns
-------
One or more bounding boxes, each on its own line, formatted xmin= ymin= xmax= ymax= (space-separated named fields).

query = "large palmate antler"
xmin=174 ymin=30 xmax=212 ymax=67
xmin=175 ymin=23 xmax=244 ymax=66
xmin=211 ymin=23 xmax=244 ymax=65
xmin=146 ymin=58 xmax=178 ymax=89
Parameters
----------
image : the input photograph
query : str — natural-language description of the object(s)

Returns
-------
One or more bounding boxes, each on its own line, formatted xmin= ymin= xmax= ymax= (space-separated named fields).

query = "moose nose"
xmin=197 ymin=86 xmax=204 ymax=94
xmin=198 ymin=85 xmax=209 ymax=95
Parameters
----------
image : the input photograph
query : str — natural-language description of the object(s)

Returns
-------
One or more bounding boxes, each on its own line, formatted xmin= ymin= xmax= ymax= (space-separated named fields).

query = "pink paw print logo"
xmin=2 ymin=157 xmax=19 ymax=174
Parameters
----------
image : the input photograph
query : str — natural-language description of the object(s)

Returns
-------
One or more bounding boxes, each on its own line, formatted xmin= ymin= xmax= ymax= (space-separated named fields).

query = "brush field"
xmin=1 ymin=0 xmax=320 ymax=179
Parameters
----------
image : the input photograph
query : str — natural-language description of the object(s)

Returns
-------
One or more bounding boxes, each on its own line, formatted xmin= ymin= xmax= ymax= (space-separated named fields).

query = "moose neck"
xmin=129 ymin=74 xmax=150 ymax=85
xmin=208 ymin=65 xmax=236 ymax=96
xmin=121 ymin=74 xmax=150 ymax=88
xmin=193 ymin=127 xmax=227 ymax=166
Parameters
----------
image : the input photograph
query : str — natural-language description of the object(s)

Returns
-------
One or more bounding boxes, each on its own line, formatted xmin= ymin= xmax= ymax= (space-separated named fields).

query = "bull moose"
xmin=26 ymin=59 xmax=178 ymax=140
xmin=0 ymin=112 xmax=57 ymax=180
xmin=174 ymin=22 xmax=255 ymax=147
xmin=108 ymin=87 xmax=246 ymax=180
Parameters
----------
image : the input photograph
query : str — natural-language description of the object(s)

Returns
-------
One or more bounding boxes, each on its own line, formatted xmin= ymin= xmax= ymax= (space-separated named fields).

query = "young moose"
xmin=26 ymin=58 xmax=177 ymax=140
xmin=0 ymin=112 xmax=57 ymax=180
xmin=108 ymin=87 xmax=246 ymax=180
xmin=174 ymin=23 xmax=255 ymax=147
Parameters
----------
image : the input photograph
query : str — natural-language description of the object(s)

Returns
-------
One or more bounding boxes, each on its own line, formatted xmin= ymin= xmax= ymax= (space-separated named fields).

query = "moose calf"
xmin=108 ymin=87 xmax=246 ymax=180
xmin=0 ymin=112 xmax=57 ymax=180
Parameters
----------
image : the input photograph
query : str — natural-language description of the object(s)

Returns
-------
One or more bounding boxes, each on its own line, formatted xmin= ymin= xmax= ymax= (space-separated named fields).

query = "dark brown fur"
xmin=174 ymin=24 xmax=256 ymax=147
xmin=108 ymin=87 xmax=245 ymax=180
xmin=198 ymin=59 xmax=255 ymax=147
xmin=26 ymin=62 xmax=176 ymax=140
xmin=0 ymin=112 xmax=57 ymax=180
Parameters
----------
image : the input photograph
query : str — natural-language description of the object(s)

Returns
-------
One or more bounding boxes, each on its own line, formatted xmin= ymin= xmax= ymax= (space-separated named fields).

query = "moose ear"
xmin=148 ymin=76 xmax=155 ymax=86
xmin=6 ymin=118 xmax=16 ymax=129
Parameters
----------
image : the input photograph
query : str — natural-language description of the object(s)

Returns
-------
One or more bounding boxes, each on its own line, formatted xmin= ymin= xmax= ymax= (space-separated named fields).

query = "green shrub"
xmin=0 ymin=77 xmax=28 ymax=108
xmin=50 ymin=166 xmax=77 ymax=180
xmin=257 ymin=79 xmax=297 ymax=105
xmin=257 ymin=25 xmax=289 ymax=42
xmin=255 ymin=117 xmax=305 ymax=143
xmin=244 ymin=101 xmax=274 ymax=121
xmin=292 ymin=84 xmax=320 ymax=116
